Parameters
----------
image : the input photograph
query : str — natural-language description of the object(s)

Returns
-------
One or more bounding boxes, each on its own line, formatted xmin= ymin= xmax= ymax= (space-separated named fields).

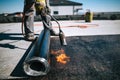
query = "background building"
xmin=50 ymin=0 xmax=83 ymax=15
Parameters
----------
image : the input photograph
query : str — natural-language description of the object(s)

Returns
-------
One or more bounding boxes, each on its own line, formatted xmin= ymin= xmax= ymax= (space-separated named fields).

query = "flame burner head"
xmin=23 ymin=57 xmax=50 ymax=76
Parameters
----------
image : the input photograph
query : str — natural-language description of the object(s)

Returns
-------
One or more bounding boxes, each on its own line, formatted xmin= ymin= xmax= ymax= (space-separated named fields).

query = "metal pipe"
xmin=23 ymin=29 xmax=50 ymax=76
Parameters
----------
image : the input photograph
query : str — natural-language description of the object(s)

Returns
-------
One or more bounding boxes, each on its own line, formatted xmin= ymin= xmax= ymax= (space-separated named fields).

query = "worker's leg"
xmin=40 ymin=11 xmax=59 ymax=36
xmin=35 ymin=0 xmax=58 ymax=36
xmin=24 ymin=15 xmax=35 ymax=41
xmin=23 ymin=2 xmax=35 ymax=41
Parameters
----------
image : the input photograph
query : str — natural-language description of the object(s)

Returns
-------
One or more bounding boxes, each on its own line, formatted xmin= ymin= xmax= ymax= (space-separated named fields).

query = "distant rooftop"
xmin=50 ymin=0 xmax=82 ymax=6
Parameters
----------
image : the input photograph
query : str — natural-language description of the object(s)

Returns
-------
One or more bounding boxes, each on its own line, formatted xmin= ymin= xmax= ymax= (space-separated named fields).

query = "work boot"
xmin=24 ymin=33 xmax=35 ymax=41
xmin=50 ymin=29 xmax=59 ymax=36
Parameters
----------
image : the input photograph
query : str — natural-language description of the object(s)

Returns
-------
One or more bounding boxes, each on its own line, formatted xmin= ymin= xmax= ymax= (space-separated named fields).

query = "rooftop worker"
xmin=23 ymin=0 xmax=57 ymax=41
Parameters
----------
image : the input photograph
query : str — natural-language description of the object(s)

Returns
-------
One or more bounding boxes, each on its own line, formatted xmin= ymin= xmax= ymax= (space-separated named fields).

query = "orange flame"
xmin=51 ymin=49 xmax=70 ymax=64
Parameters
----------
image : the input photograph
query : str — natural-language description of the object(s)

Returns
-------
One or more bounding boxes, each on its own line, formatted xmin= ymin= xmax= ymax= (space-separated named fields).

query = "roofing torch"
xmin=43 ymin=14 xmax=67 ymax=46
xmin=50 ymin=15 xmax=67 ymax=46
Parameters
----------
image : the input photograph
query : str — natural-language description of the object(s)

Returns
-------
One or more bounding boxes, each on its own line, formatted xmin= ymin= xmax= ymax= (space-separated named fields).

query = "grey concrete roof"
xmin=0 ymin=20 xmax=120 ymax=79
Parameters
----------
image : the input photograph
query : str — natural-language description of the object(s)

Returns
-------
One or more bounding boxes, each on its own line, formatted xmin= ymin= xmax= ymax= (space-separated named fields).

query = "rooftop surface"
xmin=0 ymin=20 xmax=120 ymax=79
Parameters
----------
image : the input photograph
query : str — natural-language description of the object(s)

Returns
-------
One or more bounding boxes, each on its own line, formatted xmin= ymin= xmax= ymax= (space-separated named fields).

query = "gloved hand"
xmin=35 ymin=1 xmax=45 ymax=6
xmin=35 ymin=0 xmax=46 ymax=11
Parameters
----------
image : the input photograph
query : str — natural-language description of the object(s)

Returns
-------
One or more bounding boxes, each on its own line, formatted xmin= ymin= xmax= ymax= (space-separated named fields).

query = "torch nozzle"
xmin=59 ymin=30 xmax=67 ymax=46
